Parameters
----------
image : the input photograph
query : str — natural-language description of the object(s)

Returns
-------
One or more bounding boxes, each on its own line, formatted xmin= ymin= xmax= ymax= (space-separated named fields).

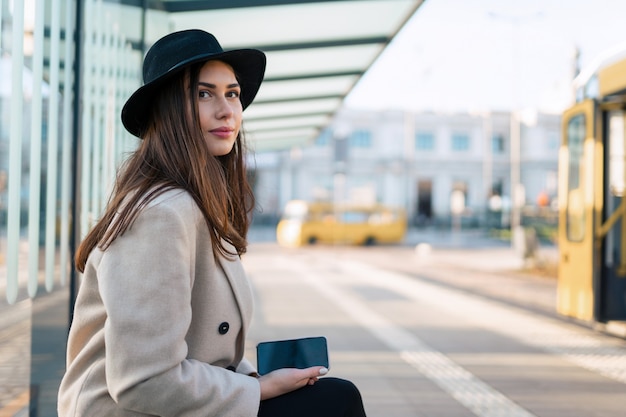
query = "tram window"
xmin=566 ymin=114 xmax=586 ymax=242
xmin=608 ymin=111 xmax=625 ymax=196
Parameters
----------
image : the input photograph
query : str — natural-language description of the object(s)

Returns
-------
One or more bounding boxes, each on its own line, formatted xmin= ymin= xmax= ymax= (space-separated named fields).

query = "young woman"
xmin=57 ymin=29 xmax=367 ymax=417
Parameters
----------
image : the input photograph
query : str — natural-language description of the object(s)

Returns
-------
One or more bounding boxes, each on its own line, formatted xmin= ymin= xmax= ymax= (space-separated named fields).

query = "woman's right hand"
xmin=258 ymin=366 xmax=328 ymax=400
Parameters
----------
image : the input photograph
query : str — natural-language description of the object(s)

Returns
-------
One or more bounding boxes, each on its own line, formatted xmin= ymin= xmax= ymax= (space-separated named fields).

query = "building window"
xmin=415 ymin=132 xmax=435 ymax=150
xmin=315 ymin=128 xmax=331 ymax=146
xmin=451 ymin=133 xmax=470 ymax=151
xmin=547 ymin=132 xmax=559 ymax=150
xmin=349 ymin=129 xmax=372 ymax=148
xmin=492 ymin=134 xmax=505 ymax=153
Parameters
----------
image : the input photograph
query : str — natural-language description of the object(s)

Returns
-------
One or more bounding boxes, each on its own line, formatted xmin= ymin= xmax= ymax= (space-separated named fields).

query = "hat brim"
xmin=121 ymin=48 xmax=266 ymax=138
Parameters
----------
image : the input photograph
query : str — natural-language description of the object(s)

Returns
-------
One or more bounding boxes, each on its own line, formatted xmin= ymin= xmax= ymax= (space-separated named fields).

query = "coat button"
xmin=218 ymin=322 xmax=230 ymax=335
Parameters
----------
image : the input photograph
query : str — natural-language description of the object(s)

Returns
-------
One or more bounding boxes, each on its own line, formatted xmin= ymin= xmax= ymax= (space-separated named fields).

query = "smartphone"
xmin=256 ymin=336 xmax=329 ymax=375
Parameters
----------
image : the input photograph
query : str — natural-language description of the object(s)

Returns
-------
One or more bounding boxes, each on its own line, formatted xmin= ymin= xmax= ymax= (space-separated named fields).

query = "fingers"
xmin=301 ymin=366 xmax=327 ymax=386
xmin=301 ymin=366 xmax=328 ymax=384
xmin=259 ymin=366 xmax=330 ymax=400
xmin=303 ymin=366 xmax=328 ymax=378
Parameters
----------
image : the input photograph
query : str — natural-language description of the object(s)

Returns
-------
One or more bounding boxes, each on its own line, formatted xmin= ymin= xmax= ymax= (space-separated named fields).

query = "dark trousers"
xmin=258 ymin=377 xmax=367 ymax=417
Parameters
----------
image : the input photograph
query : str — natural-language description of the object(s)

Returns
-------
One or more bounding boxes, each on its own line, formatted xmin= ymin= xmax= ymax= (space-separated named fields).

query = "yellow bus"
xmin=276 ymin=200 xmax=407 ymax=248
xmin=558 ymin=52 xmax=626 ymax=325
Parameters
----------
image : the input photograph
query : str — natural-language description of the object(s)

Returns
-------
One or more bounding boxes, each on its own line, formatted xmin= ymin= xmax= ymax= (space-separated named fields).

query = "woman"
xmin=57 ymin=29 xmax=367 ymax=417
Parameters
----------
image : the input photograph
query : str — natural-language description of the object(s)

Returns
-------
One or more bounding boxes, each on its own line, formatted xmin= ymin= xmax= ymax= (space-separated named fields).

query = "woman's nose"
xmin=215 ymin=97 xmax=234 ymax=119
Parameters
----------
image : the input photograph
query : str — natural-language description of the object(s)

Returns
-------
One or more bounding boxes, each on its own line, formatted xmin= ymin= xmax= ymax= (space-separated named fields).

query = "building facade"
xmin=252 ymin=108 xmax=560 ymax=227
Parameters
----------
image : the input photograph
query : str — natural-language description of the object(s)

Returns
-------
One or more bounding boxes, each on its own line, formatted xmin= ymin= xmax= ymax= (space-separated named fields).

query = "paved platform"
xmin=242 ymin=233 xmax=626 ymax=417
xmin=2 ymin=227 xmax=624 ymax=416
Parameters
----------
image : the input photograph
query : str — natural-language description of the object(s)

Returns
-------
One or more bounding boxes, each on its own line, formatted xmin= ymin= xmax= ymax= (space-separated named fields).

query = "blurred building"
xmin=252 ymin=108 xmax=560 ymax=227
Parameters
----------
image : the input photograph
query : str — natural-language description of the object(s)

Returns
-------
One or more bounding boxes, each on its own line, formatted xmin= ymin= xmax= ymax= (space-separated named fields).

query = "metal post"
xmin=488 ymin=10 xmax=541 ymax=250
xmin=70 ymin=0 xmax=85 ymax=326
xmin=510 ymin=110 xmax=521 ymax=232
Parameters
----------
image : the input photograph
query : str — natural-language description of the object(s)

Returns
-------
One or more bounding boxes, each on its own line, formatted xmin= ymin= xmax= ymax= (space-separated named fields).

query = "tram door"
xmin=597 ymin=109 xmax=626 ymax=321
xmin=557 ymin=100 xmax=597 ymax=321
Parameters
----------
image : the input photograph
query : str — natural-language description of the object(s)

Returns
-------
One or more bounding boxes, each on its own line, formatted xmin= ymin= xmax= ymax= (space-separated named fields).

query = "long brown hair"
xmin=75 ymin=61 xmax=255 ymax=272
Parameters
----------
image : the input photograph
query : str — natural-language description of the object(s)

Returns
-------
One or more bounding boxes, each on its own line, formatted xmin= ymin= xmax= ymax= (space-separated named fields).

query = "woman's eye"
xmin=199 ymin=91 xmax=209 ymax=99
xmin=227 ymin=91 xmax=240 ymax=98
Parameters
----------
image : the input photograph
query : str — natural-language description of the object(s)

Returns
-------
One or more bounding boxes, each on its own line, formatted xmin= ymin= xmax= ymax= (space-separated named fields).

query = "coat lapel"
xmin=216 ymin=242 xmax=253 ymax=332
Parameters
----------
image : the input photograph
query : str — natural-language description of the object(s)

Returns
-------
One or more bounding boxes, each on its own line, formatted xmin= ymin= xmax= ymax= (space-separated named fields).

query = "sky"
xmin=345 ymin=0 xmax=626 ymax=115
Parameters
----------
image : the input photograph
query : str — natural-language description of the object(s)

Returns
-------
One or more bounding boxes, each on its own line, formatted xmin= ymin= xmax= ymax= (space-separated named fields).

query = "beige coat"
xmin=58 ymin=189 xmax=261 ymax=416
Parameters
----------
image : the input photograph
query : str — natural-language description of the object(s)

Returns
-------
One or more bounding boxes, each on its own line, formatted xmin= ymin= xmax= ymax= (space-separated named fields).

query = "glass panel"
xmin=566 ymin=114 xmax=586 ymax=241
xmin=26 ymin=0 xmax=45 ymax=298
xmin=80 ymin=0 xmax=142 ymax=237
xmin=245 ymin=98 xmax=342 ymax=120
xmin=245 ymin=115 xmax=330 ymax=132
xmin=251 ymin=127 xmax=319 ymax=142
xmin=265 ymin=45 xmax=382 ymax=78
xmin=169 ymin=0 xmax=416 ymax=46
xmin=165 ymin=0 xmax=421 ymax=150
xmin=5 ymin=0 xmax=26 ymax=306
xmin=0 ymin=0 xmax=143 ymax=413
xmin=608 ymin=111 xmax=625 ymax=197
xmin=257 ymin=76 xmax=358 ymax=102
xmin=44 ymin=0 xmax=63 ymax=292
xmin=2 ymin=0 xmax=30 ymax=409
xmin=0 ymin=0 xmax=75 ymax=414
xmin=340 ymin=211 xmax=370 ymax=223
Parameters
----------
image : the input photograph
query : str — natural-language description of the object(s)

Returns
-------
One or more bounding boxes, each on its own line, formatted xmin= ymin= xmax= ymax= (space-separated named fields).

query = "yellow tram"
xmin=558 ymin=53 xmax=626 ymax=325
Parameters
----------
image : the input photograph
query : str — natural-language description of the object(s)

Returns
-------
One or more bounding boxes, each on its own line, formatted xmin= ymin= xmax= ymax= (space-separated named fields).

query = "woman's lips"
xmin=210 ymin=127 xmax=234 ymax=138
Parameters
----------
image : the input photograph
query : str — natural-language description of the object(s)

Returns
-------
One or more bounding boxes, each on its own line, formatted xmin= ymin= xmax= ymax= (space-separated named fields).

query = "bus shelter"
xmin=0 ymin=0 xmax=424 ymax=414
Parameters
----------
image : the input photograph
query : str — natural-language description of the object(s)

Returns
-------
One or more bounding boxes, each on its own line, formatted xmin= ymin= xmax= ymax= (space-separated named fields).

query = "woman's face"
xmin=196 ymin=60 xmax=243 ymax=156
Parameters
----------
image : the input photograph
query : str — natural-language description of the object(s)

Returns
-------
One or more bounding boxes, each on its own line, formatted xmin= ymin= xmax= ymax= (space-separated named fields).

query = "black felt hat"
xmin=121 ymin=29 xmax=266 ymax=137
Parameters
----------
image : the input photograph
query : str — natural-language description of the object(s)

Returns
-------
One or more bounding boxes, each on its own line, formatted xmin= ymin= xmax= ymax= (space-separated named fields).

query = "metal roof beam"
xmin=264 ymin=70 xmax=363 ymax=82
xmin=161 ymin=1 xmax=362 ymax=13
xmin=116 ymin=38 xmax=385 ymax=54
xmin=245 ymin=111 xmax=333 ymax=122
xmin=109 ymin=0 xmax=365 ymax=12
xmin=254 ymin=94 xmax=343 ymax=104
xmin=251 ymin=36 xmax=388 ymax=52
xmin=246 ymin=124 xmax=323 ymax=133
